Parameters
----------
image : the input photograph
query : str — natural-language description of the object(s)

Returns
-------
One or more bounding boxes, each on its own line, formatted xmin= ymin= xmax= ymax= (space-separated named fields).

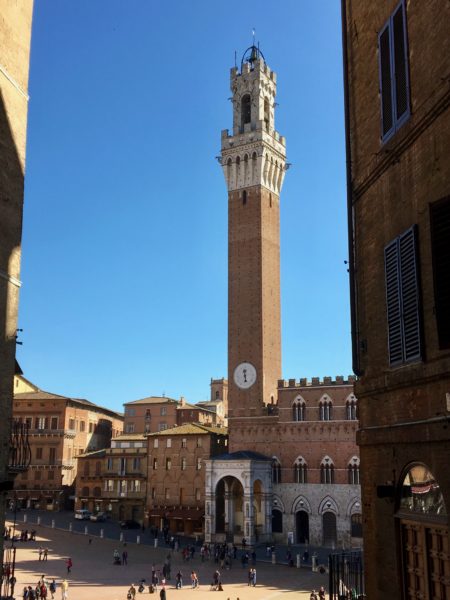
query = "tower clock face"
xmin=233 ymin=362 xmax=257 ymax=390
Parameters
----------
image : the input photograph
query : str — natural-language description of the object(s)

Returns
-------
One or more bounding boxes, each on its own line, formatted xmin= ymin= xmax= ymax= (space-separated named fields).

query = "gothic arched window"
xmin=272 ymin=458 xmax=282 ymax=484
xmin=346 ymin=397 xmax=358 ymax=420
xmin=241 ymin=94 xmax=251 ymax=130
xmin=264 ymin=97 xmax=270 ymax=130
xmin=292 ymin=398 xmax=305 ymax=422
xmin=294 ymin=457 xmax=307 ymax=483
xmin=319 ymin=399 xmax=332 ymax=421
xmin=320 ymin=457 xmax=335 ymax=484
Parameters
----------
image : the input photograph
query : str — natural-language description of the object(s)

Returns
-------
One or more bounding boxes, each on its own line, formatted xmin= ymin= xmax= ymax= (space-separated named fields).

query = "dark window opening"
xmin=243 ymin=190 xmax=247 ymax=205
xmin=378 ymin=1 xmax=410 ymax=141
xmin=351 ymin=514 xmax=363 ymax=538
xmin=272 ymin=509 xmax=283 ymax=533
xmin=430 ymin=197 xmax=450 ymax=348
xmin=241 ymin=94 xmax=251 ymax=130
xmin=264 ymin=97 xmax=270 ymax=130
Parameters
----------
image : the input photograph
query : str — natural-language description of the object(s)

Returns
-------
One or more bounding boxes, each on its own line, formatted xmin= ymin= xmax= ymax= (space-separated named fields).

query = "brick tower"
xmin=220 ymin=47 xmax=287 ymax=446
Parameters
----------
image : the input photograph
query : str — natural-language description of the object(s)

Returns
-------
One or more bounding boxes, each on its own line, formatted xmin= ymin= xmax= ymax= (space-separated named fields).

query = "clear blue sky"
xmin=19 ymin=1 xmax=351 ymax=412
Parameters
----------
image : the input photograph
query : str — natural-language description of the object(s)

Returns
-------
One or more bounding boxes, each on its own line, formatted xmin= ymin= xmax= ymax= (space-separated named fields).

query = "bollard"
xmin=271 ymin=552 xmax=276 ymax=565
xmin=51 ymin=519 xmax=55 ymax=529
xmin=312 ymin=555 xmax=318 ymax=572
xmin=154 ymin=538 xmax=158 ymax=548
xmin=37 ymin=517 xmax=41 ymax=526
xmin=100 ymin=529 xmax=104 ymax=539
xmin=296 ymin=554 xmax=301 ymax=568
xmin=136 ymin=535 xmax=140 ymax=544
xmin=23 ymin=514 xmax=27 ymax=523
xmin=120 ymin=532 xmax=124 ymax=542
xmin=69 ymin=523 xmax=73 ymax=533
xmin=84 ymin=526 xmax=88 ymax=536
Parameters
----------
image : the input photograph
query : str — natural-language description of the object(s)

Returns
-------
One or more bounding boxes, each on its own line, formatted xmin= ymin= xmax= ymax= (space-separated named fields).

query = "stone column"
xmin=204 ymin=495 xmax=215 ymax=543
xmin=262 ymin=493 xmax=273 ymax=539
xmin=224 ymin=491 xmax=234 ymax=537
xmin=243 ymin=492 xmax=255 ymax=545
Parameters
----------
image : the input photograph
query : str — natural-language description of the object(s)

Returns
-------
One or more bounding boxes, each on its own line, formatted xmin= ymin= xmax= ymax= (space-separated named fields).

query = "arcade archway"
xmin=296 ymin=510 xmax=309 ymax=543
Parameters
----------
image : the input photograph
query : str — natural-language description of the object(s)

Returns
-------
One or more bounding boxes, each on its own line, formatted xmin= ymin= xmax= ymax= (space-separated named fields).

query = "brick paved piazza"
xmin=7 ymin=521 xmax=328 ymax=599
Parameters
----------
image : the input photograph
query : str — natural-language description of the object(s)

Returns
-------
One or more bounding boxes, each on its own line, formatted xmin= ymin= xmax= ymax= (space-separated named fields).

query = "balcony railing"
xmin=102 ymin=490 xmax=145 ymax=499
xmin=27 ymin=428 xmax=76 ymax=438
xmin=8 ymin=420 xmax=31 ymax=473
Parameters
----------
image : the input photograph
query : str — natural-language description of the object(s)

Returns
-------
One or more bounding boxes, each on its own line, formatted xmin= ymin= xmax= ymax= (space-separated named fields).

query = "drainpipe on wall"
xmin=341 ymin=0 xmax=363 ymax=377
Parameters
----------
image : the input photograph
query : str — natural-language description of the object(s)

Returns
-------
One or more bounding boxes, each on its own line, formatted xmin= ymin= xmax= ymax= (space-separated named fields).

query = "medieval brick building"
xmin=12 ymin=375 xmax=123 ymax=510
xmin=204 ymin=46 xmax=361 ymax=548
xmin=342 ymin=1 xmax=450 ymax=598
xmin=0 ymin=0 xmax=34 ymax=581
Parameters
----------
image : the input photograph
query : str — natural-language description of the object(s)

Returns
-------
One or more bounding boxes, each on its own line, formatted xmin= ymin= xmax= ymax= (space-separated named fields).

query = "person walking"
xmin=61 ymin=580 xmax=69 ymax=600
xmin=252 ymin=567 xmax=257 ymax=587
xmin=66 ymin=557 xmax=72 ymax=573
xmin=159 ymin=588 xmax=166 ymax=600
xmin=190 ymin=572 xmax=197 ymax=589
xmin=38 ymin=547 xmax=43 ymax=561
xmin=43 ymin=548 xmax=48 ymax=562
xmin=318 ymin=586 xmax=326 ymax=599
xmin=49 ymin=580 xmax=56 ymax=600
xmin=127 ymin=584 xmax=136 ymax=599
xmin=122 ymin=550 xmax=128 ymax=565
xmin=175 ymin=570 xmax=182 ymax=589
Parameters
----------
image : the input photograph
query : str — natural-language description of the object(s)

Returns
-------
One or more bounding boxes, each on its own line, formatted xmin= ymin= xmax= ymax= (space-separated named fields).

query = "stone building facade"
xmin=146 ymin=423 xmax=227 ymax=536
xmin=205 ymin=47 xmax=361 ymax=549
xmin=76 ymin=433 xmax=147 ymax=523
xmin=11 ymin=375 xmax=123 ymax=510
xmin=342 ymin=1 xmax=450 ymax=598
xmin=123 ymin=395 xmax=223 ymax=435
xmin=0 ymin=0 xmax=34 ymax=575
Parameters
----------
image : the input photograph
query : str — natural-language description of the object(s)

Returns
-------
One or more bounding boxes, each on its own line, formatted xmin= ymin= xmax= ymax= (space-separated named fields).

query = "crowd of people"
xmin=3 ymin=526 xmax=37 ymax=542
xmin=21 ymin=575 xmax=60 ymax=600
xmin=5 ymin=519 xmax=328 ymax=599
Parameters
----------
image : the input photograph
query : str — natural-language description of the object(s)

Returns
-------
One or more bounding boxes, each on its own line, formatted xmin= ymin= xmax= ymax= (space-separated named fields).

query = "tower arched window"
xmin=320 ymin=458 xmax=335 ymax=484
xmin=319 ymin=400 xmax=332 ymax=421
xmin=272 ymin=458 xmax=282 ymax=484
xmin=348 ymin=457 xmax=360 ymax=484
xmin=264 ymin=97 xmax=270 ymax=131
xmin=292 ymin=399 xmax=305 ymax=422
xmin=294 ymin=457 xmax=307 ymax=483
xmin=241 ymin=94 xmax=251 ymax=131
xmin=346 ymin=397 xmax=358 ymax=420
